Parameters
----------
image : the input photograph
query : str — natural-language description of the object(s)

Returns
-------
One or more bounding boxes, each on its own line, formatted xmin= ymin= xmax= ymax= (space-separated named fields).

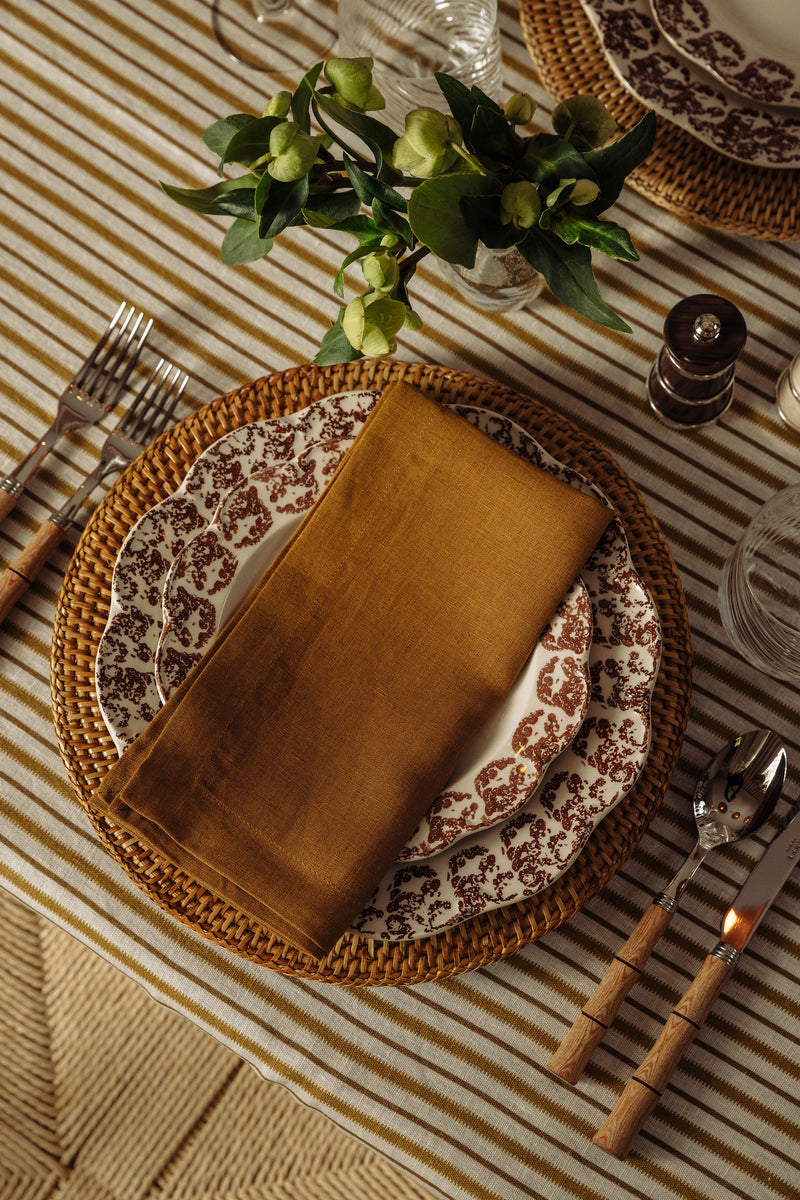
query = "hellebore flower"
xmin=361 ymin=251 xmax=400 ymax=294
xmin=342 ymin=293 xmax=408 ymax=356
xmin=267 ymin=123 xmax=321 ymax=181
xmin=392 ymin=107 xmax=462 ymax=178
xmin=552 ymin=95 xmax=617 ymax=150
xmin=504 ymin=92 xmax=536 ymax=125
xmin=263 ymin=90 xmax=292 ymax=118
xmin=499 ymin=181 xmax=541 ymax=229
xmin=324 ymin=57 xmax=385 ymax=111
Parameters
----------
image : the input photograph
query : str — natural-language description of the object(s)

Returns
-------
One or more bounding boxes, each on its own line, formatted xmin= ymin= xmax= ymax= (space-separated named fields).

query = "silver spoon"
xmin=547 ymin=728 xmax=787 ymax=1084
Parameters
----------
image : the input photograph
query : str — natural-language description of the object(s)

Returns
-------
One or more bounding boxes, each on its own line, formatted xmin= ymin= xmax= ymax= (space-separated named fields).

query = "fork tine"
xmin=113 ymin=358 xmax=166 ymax=438
xmin=72 ymin=301 xmax=131 ymax=390
xmin=129 ymin=363 xmax=187 ymax=447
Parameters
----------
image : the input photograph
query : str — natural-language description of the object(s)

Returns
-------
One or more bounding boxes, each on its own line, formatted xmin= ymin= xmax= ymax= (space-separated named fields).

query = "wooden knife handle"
xmin=593 ymin=952 xmax=735 ymax=1159
xmin=0 ymin=486 xmax=19 ymax=526
xmin=548 ymin=903 xmax=674 ymax=1084
xmin=0 ymin=518 xmax=65 ymax=623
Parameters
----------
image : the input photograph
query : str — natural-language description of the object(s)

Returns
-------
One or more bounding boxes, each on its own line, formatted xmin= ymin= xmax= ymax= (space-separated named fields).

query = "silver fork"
xmin=0 ymin=358 xmax=188 ymax=624
xmin=0 ymin=301 xmax=152 ymax=526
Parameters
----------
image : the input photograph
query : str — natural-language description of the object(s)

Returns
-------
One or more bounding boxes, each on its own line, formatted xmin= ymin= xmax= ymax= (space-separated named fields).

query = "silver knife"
xmin=593 ymin=802 xmax=800 ymax=1159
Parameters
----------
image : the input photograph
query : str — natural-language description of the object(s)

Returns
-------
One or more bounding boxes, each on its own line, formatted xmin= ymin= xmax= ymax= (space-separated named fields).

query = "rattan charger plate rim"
xmin=518 ymin=0 xmax=800 ymax=241
xmin=51 ymin=359 xmax=691 ymax=986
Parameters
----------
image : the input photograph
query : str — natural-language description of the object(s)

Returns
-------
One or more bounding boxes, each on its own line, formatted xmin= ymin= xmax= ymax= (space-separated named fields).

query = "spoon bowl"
xmin=664 ymin=727 xmax=787 ymax=906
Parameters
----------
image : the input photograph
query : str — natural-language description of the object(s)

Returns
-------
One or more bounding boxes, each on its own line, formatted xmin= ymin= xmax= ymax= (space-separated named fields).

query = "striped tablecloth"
xmin=2 ymin=3 xmax=799 ymax=1198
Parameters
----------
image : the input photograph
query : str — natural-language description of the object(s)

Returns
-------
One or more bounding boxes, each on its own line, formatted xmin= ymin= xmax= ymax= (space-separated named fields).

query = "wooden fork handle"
xmin=593 ymin=953 xmax=734 ymax=1159
xmin=548 ymin=903 xmax=674 ymax=1084
xmin=0 ymin=486 xmax=20 ymax=526
xmin=0 ymin=518 xmax=65 ymax=623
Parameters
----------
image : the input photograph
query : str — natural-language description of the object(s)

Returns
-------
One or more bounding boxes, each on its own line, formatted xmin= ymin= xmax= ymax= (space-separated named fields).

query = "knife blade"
xmin=593 ymin=802 xmax=800 ymax=1159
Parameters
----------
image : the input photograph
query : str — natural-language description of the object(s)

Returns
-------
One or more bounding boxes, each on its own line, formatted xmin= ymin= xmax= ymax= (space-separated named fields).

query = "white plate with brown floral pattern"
xmin=152 ymin=435 xmax=594 ymax=863
xmin=580 ymin=0 xmax=800 ymax=166
xmin=96 ymin=393 xmax=661 ymax=940
xmin=651 ymin=0 xmax=800 ymax=108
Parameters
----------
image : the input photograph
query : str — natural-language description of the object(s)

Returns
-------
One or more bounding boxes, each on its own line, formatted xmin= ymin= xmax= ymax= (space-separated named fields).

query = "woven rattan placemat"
xmin=518 ymin=0 xmax=800 ymax=241
xmin=51 ymin=360 xmax=691 ymax=986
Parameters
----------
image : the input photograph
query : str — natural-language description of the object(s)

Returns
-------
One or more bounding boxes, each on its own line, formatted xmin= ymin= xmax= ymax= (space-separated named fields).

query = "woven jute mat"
xmin=0 ymin=886 xmax=435 ymax=1200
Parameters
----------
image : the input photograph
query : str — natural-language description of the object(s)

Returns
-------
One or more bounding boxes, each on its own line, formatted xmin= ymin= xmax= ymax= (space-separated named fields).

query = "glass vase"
xmin=438 ymin=243 xmax=545 ymax=313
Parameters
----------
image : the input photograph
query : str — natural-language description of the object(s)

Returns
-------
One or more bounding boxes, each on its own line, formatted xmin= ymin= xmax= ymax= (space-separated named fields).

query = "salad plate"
xmin=651 ymin=0 xmax=800 ymax=107
xmin=579 ymin=0 xmax=800 ymax=166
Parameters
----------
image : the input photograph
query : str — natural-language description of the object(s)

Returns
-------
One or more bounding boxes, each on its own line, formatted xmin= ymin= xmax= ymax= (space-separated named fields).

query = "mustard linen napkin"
xmin=92 ymin=382 xmax=613 ymax=958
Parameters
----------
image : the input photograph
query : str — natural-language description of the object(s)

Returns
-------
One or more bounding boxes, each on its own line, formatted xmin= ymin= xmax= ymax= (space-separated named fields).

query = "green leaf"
xmin=550 ymin=211 xmax=639 ymax=261
xmin=313 ymin=92 xmax=400 ymax=180
xmin=470 ymin=85 xmax=504 ymax=114
xmin=221 ymin=217 xmax=273 ymax=265
xmin=469 ymin=105 xmax=518 ymax=164
xmin=518 ymin=230 xmax=632 ymax=332
xmin=301 ymin=190 xmax=363 ymax=226
xmin=213 ymin=187 xmax=258 ymax=219
xmin=291 ymin=61 xmax=324 ymax=132
xmin=519 ymin=133 xmax=597 ymax=189
xmin=259 ymin=175 xmax=309 ymax=239
xmin=254 ymin=171 xmax=272 ymax=216
xmin=434 ymin=72 xmax=477 ymax=134
xmin=582 ymin=111 xmax=657 ymax=213
xmin=408 ymin=172 xmax=496 ymax=267
xmin=344 ymin=157 xmax=407 ymax=212
xmin=310 ymin=213 xmax=382 ymax=237
xmin=220 ymin=115 xmax=283 ymax=169
xmin=202 ymin=114 xmax=254 ymax=160
xmin=371 ymin=196 xmax=413 ymax=246
xmin=160 ymin=176 xmax=255 ymax=214
xmin=314 ymin=308 xmax=364 ymax=365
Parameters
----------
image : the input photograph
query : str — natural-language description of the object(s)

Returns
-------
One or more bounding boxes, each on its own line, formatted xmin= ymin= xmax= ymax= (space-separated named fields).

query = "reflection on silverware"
xmin=0 ymin=301 xmax=151 ymax=528
xmin=547 ymin=728 xmax=787 ymax=1084
xmin=594 ymin=795 xmax=800 ymax=1159
xmin=0 ymin=358 xmax=187 ymax=625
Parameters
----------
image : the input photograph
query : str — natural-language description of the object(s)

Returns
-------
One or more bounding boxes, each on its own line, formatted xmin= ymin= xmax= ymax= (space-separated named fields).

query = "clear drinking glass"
xmin=718 ymin=484 xmax=800 ymax=683
xmin=337 ymin=0 xmax=504 ymax=130
xmin=211 ymin=0 xmax=336 ymax=74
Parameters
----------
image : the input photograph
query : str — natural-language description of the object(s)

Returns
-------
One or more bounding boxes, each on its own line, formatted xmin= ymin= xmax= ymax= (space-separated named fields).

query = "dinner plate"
xmin=579 ymin=0 xmax=800 ymax=166
xmin=153 ymin=434 xmax=594 ymax=861
xmin=651 ymin=0 xmax=800 ymax=107
xmin=96 ymin=394 xmax=661 ymax=940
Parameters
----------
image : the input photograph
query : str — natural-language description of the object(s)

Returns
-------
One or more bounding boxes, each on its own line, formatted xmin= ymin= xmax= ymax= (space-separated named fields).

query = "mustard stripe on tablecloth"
xmin=2 ymin=1 xmax=800 ymax=1198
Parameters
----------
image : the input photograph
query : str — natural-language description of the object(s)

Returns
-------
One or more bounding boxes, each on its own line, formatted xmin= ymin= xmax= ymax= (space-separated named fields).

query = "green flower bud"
xmin=324 ymin=57 xmax=385 ymax=111
xmin=263 ymin=90 xmax=292 ymax=118
xmin=570 ymin=178 xmax=600 ymax=207
xmin=380 ymin=232 xmax=400 ymax=248
xmin=499 ymin=181 xmax=541 ymax=229
xmin=361 ymin=251 xmax=400 ymax=294
xmin=267 ymin=123 xmax=320 ymax=182
xmin=342 ymin=294 xmax=407 ymax=357
xmin=391 ymin=107 xmax=462 ymax=178
xmin=504 ymin=92 xmax=536 ymax=125
xmin=552 ymin=95 xmax=617 ymax=151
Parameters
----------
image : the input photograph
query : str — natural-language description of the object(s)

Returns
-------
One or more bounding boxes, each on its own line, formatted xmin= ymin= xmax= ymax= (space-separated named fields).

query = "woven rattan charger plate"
xmin=519 ymin=0 xmax=800 ymax=241
xmin=51 ymin=360 xmax=691 ymax=986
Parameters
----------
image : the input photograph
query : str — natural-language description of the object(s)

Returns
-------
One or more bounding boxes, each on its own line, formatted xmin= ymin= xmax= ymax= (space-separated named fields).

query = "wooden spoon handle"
xmin=0 ymin=518 xmax=64 ymax=623
xmin=548 ymin=902 xmax=674 ymax=1084
xmin=592 ymin=952 xmax=734 ymax=1159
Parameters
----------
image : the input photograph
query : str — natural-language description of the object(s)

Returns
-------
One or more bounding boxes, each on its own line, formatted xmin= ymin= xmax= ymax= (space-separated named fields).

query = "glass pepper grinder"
xmin=647 ymin=293 xmax=747 ymax=430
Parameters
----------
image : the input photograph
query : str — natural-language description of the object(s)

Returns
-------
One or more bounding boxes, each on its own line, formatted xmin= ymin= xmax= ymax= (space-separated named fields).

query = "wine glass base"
xmin=211 ymin=0 xmax=336 ymax=75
